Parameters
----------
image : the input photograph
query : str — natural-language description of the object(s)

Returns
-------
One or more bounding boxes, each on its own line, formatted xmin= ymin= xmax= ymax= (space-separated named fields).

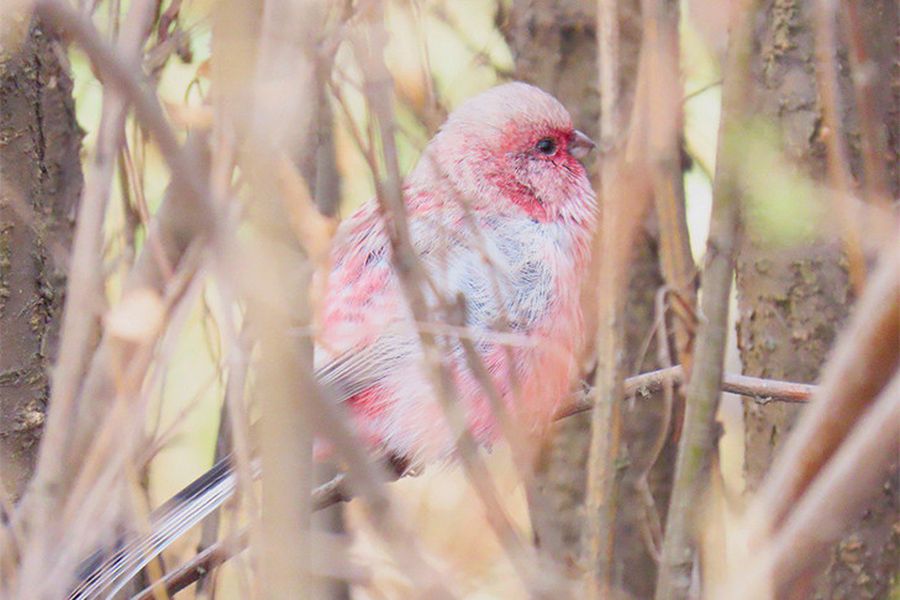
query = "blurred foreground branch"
xmin=725 ymin=237 xmax=900 ymax=597
xmin=130 ymin=365 xmax=816 ymax=598
xmin=722 ymin=371 xmax=899 ymax=599
xmin=14 ymin=0 xmax=214 ymax=594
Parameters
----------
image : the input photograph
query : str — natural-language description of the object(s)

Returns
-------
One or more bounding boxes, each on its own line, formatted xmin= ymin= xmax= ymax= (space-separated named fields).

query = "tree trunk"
xmin=736 ymin=1 xmax=899 ymax=597
xmin=0 ymin=18 xmax=82 ymax=503
xmin=505 ymin=2 xmax=675 ymax=596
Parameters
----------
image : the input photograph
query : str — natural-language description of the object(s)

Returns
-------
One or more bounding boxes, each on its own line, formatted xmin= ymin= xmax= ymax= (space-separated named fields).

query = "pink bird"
xmin=72 ymin=82 xmax=596 ymax=598
xmin=318 ymin=82 xmax=596 ymax=464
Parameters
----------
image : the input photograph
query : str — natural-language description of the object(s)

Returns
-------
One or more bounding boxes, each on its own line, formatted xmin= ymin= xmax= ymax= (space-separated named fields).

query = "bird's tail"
xmin=69 ymin=457 xmax=242 ymax=599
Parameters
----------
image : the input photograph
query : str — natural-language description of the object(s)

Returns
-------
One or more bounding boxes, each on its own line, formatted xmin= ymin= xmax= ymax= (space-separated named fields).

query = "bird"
xmin=70 ymin=81 xmax=597 ymax=598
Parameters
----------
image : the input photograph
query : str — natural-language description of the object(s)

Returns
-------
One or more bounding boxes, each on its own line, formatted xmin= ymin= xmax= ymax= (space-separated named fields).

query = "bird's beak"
xmin=569 ymin=130 xmax=596 ymax=159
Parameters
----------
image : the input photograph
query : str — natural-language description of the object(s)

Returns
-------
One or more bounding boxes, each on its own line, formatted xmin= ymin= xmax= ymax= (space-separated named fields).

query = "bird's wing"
xmin=315 ymin=335 xmax=415 ymax=403
xmin=315 ymin=206 xmax=550 ymax=404
xmin=313 ymin=200 xmax=415 ymax=403
xmin=313 ymin=203 xmax=517 ymax=404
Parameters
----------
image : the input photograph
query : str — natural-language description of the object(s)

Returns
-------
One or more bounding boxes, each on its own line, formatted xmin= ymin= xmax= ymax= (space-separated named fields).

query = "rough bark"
xmin=505 ymin=2 xmax=674 ymax=596
xmin=0 ymin=19 xmax=82 ymax=502
xmin=736 ymin=1 xmax=899 ymax=597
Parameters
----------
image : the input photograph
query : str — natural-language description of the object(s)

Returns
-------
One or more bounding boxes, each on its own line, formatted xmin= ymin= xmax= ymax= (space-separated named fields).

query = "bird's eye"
xmin=535 ymin=138 xmax=557 ymax=155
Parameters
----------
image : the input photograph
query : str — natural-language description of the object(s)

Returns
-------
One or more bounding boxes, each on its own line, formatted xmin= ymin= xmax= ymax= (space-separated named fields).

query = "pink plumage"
xmin=316 ymin=82 xmax=597 ymax=466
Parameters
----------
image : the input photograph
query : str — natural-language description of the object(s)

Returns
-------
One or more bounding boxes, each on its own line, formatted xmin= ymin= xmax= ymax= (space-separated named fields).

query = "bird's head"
xmin=410 ymin=82 xmax=596 ymax=223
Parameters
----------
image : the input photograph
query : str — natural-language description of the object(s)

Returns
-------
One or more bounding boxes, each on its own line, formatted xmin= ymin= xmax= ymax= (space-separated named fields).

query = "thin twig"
xmin=353 ymin=5 xmax=537 ymax=592
xmin=307 ymin=104 xmax=457 ymax=599
xmin=193 ymin=358 xmax=239 ymax=597
xmin=130 ymin=473 xmax=353 ymax=599
xmin=637 ymin=289 xmax=678 ymax=561
xmin=555 ymin=366 xmax=814 ymax=420
xmin=131 ymin=531 xmax=248 ymax=600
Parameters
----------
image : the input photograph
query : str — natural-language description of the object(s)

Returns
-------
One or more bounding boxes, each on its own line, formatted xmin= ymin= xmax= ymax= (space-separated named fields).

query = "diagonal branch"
xmin=720 ymin=369 xmax=900 ymax=599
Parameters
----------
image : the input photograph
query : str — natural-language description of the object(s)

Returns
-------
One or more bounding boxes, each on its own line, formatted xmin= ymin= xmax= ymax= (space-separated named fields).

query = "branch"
xmin=353 ymin=4 xmax=540 ymax=593
xmin=131 ymin=533 xmax=247 ymax=600
xmin=654 ymin=0 xmax=757 ymax=597
xmin=584 ymin=0 xmax=627 ymax=594
xmin=556 ymin=366 xmax=813 ymax=420
xmin=236 ymin=0 xmax=329 ymax=594
xmin=125 ymin=365 xmax=815 ymax=598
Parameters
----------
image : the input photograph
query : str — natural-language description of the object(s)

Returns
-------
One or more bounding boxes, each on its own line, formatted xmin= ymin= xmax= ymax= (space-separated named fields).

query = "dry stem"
xmin=654 ymin=1 xmax=756 ymax=597
xmin=584 ymin=0 xmax=627 ymax=595
xmin=642 ymin=0 xmax=696 ymax=365
xmin=812 ymin=0 xmax=867 ymax=292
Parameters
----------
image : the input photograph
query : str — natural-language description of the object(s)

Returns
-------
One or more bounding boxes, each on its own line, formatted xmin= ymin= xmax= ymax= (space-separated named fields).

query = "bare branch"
xmin=643 ymin=0 xmax=696 ymax=364
xmin=557 ymin=366 xmax=814 ymax=420
xmin=353 ymin=4 xmax=545 ymax=593
xmin=654 ymin=0 xmax=757 ymax=596
xmin=584 ymin=0 xmax=628 ymax=594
